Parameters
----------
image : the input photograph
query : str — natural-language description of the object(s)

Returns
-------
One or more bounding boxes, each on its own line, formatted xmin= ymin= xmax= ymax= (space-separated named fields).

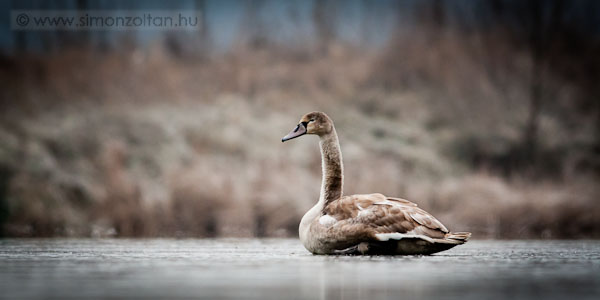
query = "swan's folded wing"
xmin=385 ymin=197 xmax=418 ymax=207
xmin=323 ymin=193 xmax=448 ymax=242
xmin=405 ymin=206 xmax=449 ymax=233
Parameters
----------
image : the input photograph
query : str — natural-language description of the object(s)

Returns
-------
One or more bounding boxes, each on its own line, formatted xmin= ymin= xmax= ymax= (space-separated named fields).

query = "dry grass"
xmin=0 ymin=30 xmax=597 ymax=238
xmin=410 ymin=174 xmax=600 ymax=239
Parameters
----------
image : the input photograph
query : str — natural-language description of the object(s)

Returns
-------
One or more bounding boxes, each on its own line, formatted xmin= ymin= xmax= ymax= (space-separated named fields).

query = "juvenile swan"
xmin=282 ymin=112 xmax=471 ymax=255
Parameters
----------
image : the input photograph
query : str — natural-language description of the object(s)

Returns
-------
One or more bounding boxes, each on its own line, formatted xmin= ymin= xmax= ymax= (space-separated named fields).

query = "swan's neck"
xmin=318 ymin=129 xmax=343 ymax=209
xmin=298 ymin=128 xmax=344 ymax=248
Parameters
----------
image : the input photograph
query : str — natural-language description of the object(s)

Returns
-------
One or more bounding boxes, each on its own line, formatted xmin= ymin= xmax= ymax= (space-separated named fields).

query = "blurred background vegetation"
xmin=0 ymin=0 xmax=598 ymax=239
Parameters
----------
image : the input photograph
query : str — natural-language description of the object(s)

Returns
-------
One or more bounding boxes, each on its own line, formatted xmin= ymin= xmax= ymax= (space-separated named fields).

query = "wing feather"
xmin=323 ymin=193 xmax=449 ymax=244
xmin=386 ymin=197 xmax=418 ymax=207
xmin=407 ymin=208 xmax=449 ymax=233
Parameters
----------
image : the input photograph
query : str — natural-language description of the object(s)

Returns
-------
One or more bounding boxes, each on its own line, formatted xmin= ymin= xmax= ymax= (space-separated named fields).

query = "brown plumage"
xmin=282 ymin=112 xmax=471 ymax=255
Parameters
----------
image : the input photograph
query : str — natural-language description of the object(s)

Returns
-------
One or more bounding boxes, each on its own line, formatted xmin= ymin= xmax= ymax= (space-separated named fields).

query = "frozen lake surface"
xmin=1 ymin=239 xmax=599 ymax=299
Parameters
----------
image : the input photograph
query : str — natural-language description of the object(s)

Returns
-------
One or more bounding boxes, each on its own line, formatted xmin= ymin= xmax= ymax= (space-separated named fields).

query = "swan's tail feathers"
xmin=444 ymin=232 xmax=471 ymax=244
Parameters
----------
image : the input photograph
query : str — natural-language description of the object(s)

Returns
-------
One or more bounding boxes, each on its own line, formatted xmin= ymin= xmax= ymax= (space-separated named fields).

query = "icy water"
xmin=0 ymin=239 xmax=599 ymax=300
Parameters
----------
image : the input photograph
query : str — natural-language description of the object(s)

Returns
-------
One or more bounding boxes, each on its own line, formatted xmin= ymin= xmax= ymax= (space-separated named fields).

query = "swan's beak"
xmin=282 ymin=123 xmax=307 ymax=142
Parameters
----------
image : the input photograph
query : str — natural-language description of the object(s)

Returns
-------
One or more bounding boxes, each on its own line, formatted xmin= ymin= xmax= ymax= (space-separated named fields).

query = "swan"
xmin=282 ymin=111 xmax=471 ymax=255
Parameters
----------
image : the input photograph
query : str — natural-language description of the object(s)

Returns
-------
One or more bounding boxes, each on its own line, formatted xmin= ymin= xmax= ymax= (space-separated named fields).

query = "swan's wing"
xmin=385 ymin=197 xmax=418 ymax=207
xmin=322 ymin=193 xmax=448 ymax=244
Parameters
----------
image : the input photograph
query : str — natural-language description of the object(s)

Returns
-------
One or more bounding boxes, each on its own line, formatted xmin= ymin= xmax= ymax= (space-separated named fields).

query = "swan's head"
xmin=282 ymin=111 xmax=333 ymax=142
